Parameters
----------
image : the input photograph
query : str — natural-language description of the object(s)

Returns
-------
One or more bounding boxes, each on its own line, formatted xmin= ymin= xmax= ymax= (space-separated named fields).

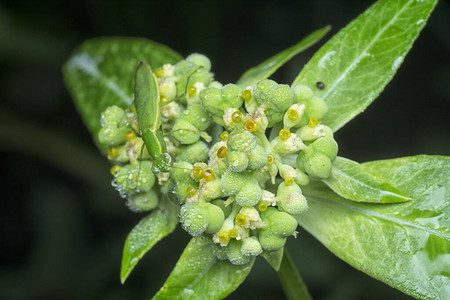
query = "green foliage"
xmin=63 ymin=0 xmax=446 ymax=299
xmin=63 ymin=38 xmax=182 ymax=151
xmin=297 ymin=155 xmax=449 ymax=299
xmin=153 ymin=237 xmax=254 ymax=300
xmin=292 ymin=0 xmax=438 ymax=132
xmin=121 ymin=195 xmax=178 ymax=283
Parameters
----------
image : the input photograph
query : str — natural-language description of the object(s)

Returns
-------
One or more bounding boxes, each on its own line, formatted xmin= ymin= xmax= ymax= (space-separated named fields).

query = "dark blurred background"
xmin=0 ymin=0 xmax=448 ymax=299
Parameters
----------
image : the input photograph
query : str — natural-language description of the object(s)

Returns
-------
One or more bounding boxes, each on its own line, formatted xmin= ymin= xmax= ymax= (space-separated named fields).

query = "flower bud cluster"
xmin=98 ymin=53 xmax=339 ymax=265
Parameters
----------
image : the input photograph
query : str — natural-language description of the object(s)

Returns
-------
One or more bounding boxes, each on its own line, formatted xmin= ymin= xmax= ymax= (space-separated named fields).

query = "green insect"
xmin=134 ymin=61 xmax=172 ymax=174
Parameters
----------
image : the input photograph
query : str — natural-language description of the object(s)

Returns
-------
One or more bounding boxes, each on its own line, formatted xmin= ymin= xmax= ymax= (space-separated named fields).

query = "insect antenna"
xmin=117 ymin=106 xmax=138 ymax=128
xmin=159 ymin=66 xmax=203 ymax=106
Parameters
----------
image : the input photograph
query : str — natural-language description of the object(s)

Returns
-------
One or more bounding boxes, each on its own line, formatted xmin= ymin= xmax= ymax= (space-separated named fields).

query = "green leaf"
xmin=277 ymin=248 xmax=312 ymax=300
xmin=323 ymin=156 xmax=411 ymax=203
xmin=236 ymin=26 xmax=330 ymax=88
xmin=292 ymin=0 xmax=438 ymax=132
xmin=297 ymin=155 xmax=450 ymax=299
xmin=261 ymin=248 xmax=284 ymax=271
xmin=63 ymin=38 xmax=182 ymax=150
xmin=121 ymin=194 xmax=179 ymax=283
xmin=153 ymin=236 xmax=254 ymax=300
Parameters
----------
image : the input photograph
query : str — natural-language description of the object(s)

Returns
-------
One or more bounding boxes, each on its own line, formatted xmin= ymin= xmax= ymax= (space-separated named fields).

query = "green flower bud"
xmin=182 ymin=104 xmax=210 ymax=131
xmin=98 ymin=124 xmax=130 ymax=147
xmin=171 ymin=161 xmax=194 ymax=183
xmin=296 ymin=124 xmax=326 ymax=142
xmin=236 ymin=180 xmax=262 ymax=207
xmin=186 ymin=53 xmax=211 ymax=72
xmin=292 ymin=84 xmax=313 ymax=101
xmin=297 ymin=136 xmax=338 ymax=179
xmin=276 ymin=182 xmax=308 ymax=215
xmin=296 ymin=95 xmax=328 ymax=126
xmin=220 ymin=171 xmax=261 ymax=207
xmin=241 ymin=237 xmax=263 ymax=256
xmin=199 ymin=87 xmax=222 ymax=116
xmin=226 ymin=240 xmax=251 ymax=265
xmin=221 ymin=84 xmax=244 ymax=109
xmin=114 ymin=161 xmax=155 ymax=196
xmin=298 ymin=151 xmax=333 ymax=179
xmin=208 ymin=80 xmax=223 ymax=89
xmin=177 ymin=141 xmax=209 ymax=164
xmin=100 ymin=105 xmax=126 ymax=126
xmin=205 ymin=203 xmax=225 ymax=234
xmin=311 ymin=136 xmax=338 ymax=160
xmin=259 ymin=230 xmax=286 ymax=252
xmin=294 ymin=169 xmax=310 ymax=186
xmin=227 ymin=151 xmax=248 ymax=173
xmin=247 ymin=146 xmax=268 ymax=170
xmin=228 ymin=129 xmax=257 ymax=152
xmin=220 ymin=170 xmax=246 ymax=195
xmin=272 ymin=133 xmax=305 ymax=154
xmin=179 ymin=202 xmax=224 ymax=236
xmin=269 ymin=211 xmax=298 ymax=237
xmin=254 ymin=79 xmax=295 ymax=126
xmin=308 ymin=96 xmax=328 ymax=120
xmin=127 ymin=190 xmax=159 ymax=212
xmin=172 ymin=120 xmax=200 ymax=144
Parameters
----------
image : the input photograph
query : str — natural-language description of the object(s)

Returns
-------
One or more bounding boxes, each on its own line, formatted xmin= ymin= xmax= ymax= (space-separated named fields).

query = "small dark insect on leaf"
xmin=316 ymin=81 xmax=325 ymax=89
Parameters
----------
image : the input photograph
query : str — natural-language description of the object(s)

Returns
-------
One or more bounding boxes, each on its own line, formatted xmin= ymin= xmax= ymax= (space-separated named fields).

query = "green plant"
xmin=63 ymin=0 xmax=448 ymax=299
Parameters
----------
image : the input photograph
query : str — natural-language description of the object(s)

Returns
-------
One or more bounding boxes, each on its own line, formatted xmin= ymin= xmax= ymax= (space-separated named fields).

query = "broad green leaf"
xmin=261 ymin=248 xmax=284 ymax=271
xmin=63 ymin=38 xmax=182 ymax=150
xmin=323 ymin=156 xmax=411 ymax=203
xmin=236 ymin=26 xmax=330 ymax=88
xmin=121 ymin=194 xmax=179 ymax=283
xmin=153 ymin=236 xmax=254 ymax=300
xmin=297 ymin=155 xmax=450 ymax=299
xmin=292 ymin=0 xmax=438 ymax=132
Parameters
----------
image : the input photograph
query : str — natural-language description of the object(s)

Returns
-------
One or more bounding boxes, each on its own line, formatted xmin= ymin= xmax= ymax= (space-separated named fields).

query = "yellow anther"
xmin=218 ymin=231 xmax=230 ymax=243
xmin=192 ymin=166 xmax=205 ymax=179
xmin=267 ymin=154 xmax=275 ymax=166
xmin=235 ymin=214 xmax=247 ymax=226
xmin=308 ymin=117 xmax=319 ymax=128
xmin=241 ymin=89 xmax=252 ymax=101
xmin=155 ymin=67 xmax=164 ymax=78
xmin=110 ymin=165 xmax=121 ymax=175
xmin=231 ymin=110 xmax=242 ymax=122
xmin=287 ymin=108 xmax=299 ymax=120
xmin=108 ymin=147 xmax=118 ymax=159
xmin=203 ymin=169 xmax=215 ymax=181
xmin=217 ymin=146 xmax=228 ymax=158
xmin=124 ymin=130 xmax=136 ymax=141
xmin=284 ymin=177 xmax=294 ymax=186
xmin=186 ymin=187 xmax=197 ymax=197
xmin=228 ymin=228 xmax=238 ymax=238
xmin=279 ymin=129 xmax=291 ymax=140
xmin=244 ymin=119 xmax=257 ymax=132
xmin=220 ymin=131 xmax=229 ymax=141
xmin=130 ymin=105 xmax=136 ymax=113
xmin=187 ymin=86 xmax=197 ymax=97
xmin=258 ymin=201 xmax=268 ymax=212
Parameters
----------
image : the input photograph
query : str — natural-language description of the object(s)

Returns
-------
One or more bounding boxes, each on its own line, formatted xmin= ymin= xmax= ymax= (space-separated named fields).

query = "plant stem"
xmin=277 ymin=248 xmax=312 ymax=300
